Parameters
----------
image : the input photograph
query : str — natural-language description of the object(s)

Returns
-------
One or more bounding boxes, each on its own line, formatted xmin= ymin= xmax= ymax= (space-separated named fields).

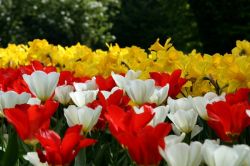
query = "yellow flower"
xmin=232 ymin=40 xmax=250 ymax=56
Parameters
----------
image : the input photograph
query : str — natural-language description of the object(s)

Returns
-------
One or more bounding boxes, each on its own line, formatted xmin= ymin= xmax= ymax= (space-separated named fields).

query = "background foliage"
xmin=0 ymin=0 xmax=250 ymax=53
xmin=0 ymin=0 xmax=119 ymax=49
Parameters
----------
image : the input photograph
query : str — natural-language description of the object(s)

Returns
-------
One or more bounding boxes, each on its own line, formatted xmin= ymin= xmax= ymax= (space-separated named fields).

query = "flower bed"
xmin=0 ymin=39 xmax=249 ymax=166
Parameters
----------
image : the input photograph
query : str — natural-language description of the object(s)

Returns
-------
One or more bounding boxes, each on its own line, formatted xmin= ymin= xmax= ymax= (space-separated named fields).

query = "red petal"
xmin=4 ymin=107 xmax=29 ymax=140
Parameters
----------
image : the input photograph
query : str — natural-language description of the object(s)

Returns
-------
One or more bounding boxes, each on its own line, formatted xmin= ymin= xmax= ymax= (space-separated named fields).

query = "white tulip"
xmin=149 ymin=84 xmax=169 ymax=105
xmin=159 ymin=141 xmax=202 ymax=166
xmin=73 ymin=77 xmax=97 ymax=91
xmin=23 ymin=71 xmax=59 ymax=101
xmin=133 ymin=105 xmax=169 ymax=126
xmin=149 ymin=106 xmax=169 ymax=126
xmin=64 ymin=105 xmax=102 ymax=132
xmin=204 ymin=92 xmax=225 ymax=103
xmin=164 ymin=133 xmax=186 ymax=147
xmin=0 ymin=91 xmax=31 ymax=117
xmin=168 ymin=97 xmax=193 ymax=113
xmin=111 ymin=70 xmax=141 ymax=89
xmin=168 ymin=109 xmax=202 ymax=138
xmin=125 ymin=70 xmax=142 ymax=80
xmin=125 ymin=79 xmax=155 ymax=105
xmin=69 ymin=90 xmax=98 ymax=107
xmin=189 ymin=92 xmax=225 ymax=120
xmin=202 ymin=140 xmax=250 ymax=166
xmin=23 ymin=152 xmax=48 ymax=166
xmin=54 ymin=85 xmax=74 ymax=105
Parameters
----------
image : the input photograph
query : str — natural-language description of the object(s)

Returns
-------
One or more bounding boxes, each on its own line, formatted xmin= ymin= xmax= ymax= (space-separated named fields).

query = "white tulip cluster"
xmin=160 ymin=138 xmax=250 ymax=166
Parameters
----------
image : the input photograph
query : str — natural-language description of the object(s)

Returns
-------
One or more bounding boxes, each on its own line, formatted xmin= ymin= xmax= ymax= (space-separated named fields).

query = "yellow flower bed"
xmin=1 ymin=38 xmax=250 ymax=96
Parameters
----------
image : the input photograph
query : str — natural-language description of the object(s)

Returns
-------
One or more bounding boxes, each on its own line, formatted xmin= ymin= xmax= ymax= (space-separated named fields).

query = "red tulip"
xmin=0 ymin=68 xmax=30 ymax=93
xmin=4 ymin=100 xmax=59 ymax=144
xmin=19 ymin=60 xmax=56 ymax=75
xmin=58 ymin=71 xmax=90 ymax=86
xmin=207 ymin=101 xmax=250 ymax=142
xmin=226 ymin=88 xmax=250 ymax=105
xmin=150 ymin=69 xmax=187 ymax=98
xmin=95 ymin=75 xmax=116 ymax=91
xmin=36 ymin=125 xmax=96 ymax=165
xmin=105 ymin=105 xmax=172 ymax=165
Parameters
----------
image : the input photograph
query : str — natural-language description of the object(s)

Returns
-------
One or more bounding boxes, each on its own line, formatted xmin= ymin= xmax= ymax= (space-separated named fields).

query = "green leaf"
xmin=0 ymin=132 xmax=18 ymax=166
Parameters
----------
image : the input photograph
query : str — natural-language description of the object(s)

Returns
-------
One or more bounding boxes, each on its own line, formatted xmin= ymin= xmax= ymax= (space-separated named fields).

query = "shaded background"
xmin=0 ymin=0 xmax=249 ymax=54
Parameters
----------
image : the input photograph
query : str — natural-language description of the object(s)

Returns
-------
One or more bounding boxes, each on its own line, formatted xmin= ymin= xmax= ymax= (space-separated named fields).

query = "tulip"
xmin=133 ymin=105 xmax=169 ymax=126
xmin=64 ymin=105 xmax=102 ymax=132
xmin=95 ymin=75 xmax=116 ymax=91
xmin=4 ymin=100 xmax=58 ymax=145
xmin=54 ymin=85 xmax=74 ymax=105
xmin=35 ymin=125 xmax=96 ymax=165
xmin=23 ymin=71 xmax=59 ymax=102
xmin=225 ymin=88 xmax=250 ymax=105
xmin=69 ymin=90 xmax=98 ymax=107
xmin=149 ymin=69 xmax=187 ymax=98
xmin=168 ymin=97 xmax=193 ymax=113
xmin=0 ymin=91 xmax=31 ymax=117
xmin=105 ymin=105 xmax=172 ymax=165
xmin=159 ymin=141 xmax=202 ymax=166
xmin=73 ymin=77 xmax=97 ymax=91
xmin=168 ymin=109 xmax=202 ymax=138
xmin=111 ymin=70 xmax=141 ymax=89
xmin=149 ymin=84 xmax=169 ymax=105
xmin=189 ymin=92 xmax=225 ymax=120
xmin=202 ymin=139 xmax=250 ymax=166
xmin=124 ymin=79 xmax=155 ymax=105
xmin=163 ymin=133 xmax=186 ymax=147
xmin=207 ymin=101 xmax=250 ymax=142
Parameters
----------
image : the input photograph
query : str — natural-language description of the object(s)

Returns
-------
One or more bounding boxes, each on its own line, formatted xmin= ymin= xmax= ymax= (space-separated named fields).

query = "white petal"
xmin=202 ymin=140 xmax=220 ymax=166
xmin=168 ymin=97 xmax=193 ymax=113
xmin=27 ymin=98 xmax=41 ymax=105
xmin=47 ymin=72 xmax=60 ymax=98
xmin=188 ymin=142 xmax=202 ymax=166
xmin=214 ymin=146 xmax=239 ymax=166
xmin=165 ymin=143 xmax=189 ymax=166
xmin=168 ymin=109 xmax=198 ymax=133
xmin=111 ymin=72 xmax=127 ymax=89
xmin=149 ymin=105 xmax=169 ymax=126
xmin=64 ymin=105 xmax=81 ymax=126
xmin=190 ymin=96 xmax=208 ymax=120
xmin=78 ymin=105 xmax=102 ymax=132
xmin=191 ymin=125 xmax=203 ymax=139
xmin=164 ymin=133 xmax=186 ymax=147
xmin=23 ymin=152 xmax=48 ymax=166
xmin=73 ymin=78 xmax=97 ymax=91
xmin=133 ymin=106 xmax=144 ymax=114
xmin=17 ymin=92 xmax=31 ymax=104
xmin=149 ymin=84 xmax=169 ymax=105
xmin=125 ymin=79 xmax=155 ymax=105
xmin=54 ymin=85 xmax=74 ymax=105
xmin=246 ymin=110 xmax=250 ymax=117
xmin=70 ymin=90 xmax=98 ymax=107
xmin=125 ymin=70 xmax=141 ymax=79
xmin=233 ymin=144 xmax=250 ymax=165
